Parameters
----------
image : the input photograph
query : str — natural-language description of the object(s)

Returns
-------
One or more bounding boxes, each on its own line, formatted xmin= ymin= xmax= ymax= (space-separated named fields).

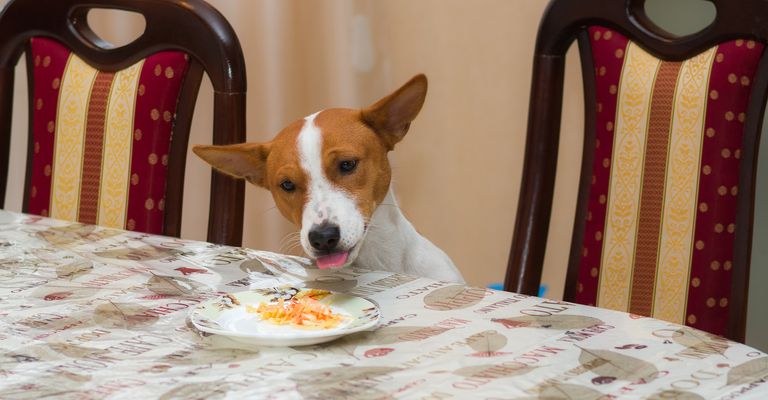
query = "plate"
xmin=189 ymin=287 xmax=381 ymax=346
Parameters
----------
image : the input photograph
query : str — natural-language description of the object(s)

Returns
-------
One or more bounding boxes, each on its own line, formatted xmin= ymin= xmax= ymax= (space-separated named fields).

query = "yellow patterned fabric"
xmin=49 ymin=55 xmax=144 ymax=226
xmin=49 ymin=56 xmax=98 ymax=221
xmin=654 ymin=47 xmax=716 ymax=323
xmin=597 ymin=42 xmax=660 ymax=311
xmin=98 ymin=61 xmax=145 ymax=228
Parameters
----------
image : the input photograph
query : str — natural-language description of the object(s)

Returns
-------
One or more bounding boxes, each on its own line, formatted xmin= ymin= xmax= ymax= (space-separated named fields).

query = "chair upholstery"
xmin=576 ymin=27 xmax=763 ymax=336
xmin=505 ymin=0 xmax=768 ymax=341
xmin=28 ymin=37 xmax=190 ymax=234
xmin=0 ymin=0 xmax=247 ymax=245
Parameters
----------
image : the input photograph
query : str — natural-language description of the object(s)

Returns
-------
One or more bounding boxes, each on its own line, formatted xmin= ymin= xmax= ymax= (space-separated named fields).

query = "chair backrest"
xmin=505 ymin=0 xmax=768 ymax=341
xmin=0 ymin=0 xmax=246 ymax=246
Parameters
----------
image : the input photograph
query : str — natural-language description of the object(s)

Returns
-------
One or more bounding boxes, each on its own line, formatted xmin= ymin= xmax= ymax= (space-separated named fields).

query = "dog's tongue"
xmin=316 ymin=252 xmax=349 ymax=269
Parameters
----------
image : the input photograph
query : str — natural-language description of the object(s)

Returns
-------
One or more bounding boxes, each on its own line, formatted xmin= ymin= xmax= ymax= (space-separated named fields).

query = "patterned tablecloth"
xmin=1 ymin=210 xmax=767 ymax=399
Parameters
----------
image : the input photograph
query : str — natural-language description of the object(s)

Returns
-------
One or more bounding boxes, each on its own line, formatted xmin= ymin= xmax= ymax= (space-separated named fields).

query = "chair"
xmin=505 ymin=0 xmax=768 ymax=341
xmin=0 ymin=0 xmax=246 ymax=246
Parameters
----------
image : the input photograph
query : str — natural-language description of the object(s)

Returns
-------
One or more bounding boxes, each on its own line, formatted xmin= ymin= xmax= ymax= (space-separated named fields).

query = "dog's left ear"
xmin=361 ymin=74 xmax=427 ymax=150
xmin=192 ymin=142 xmax=271 ymax=188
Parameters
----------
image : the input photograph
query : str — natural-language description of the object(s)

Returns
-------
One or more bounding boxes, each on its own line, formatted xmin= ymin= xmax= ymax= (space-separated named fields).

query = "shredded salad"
xmin=246 ymin=290 xmax=345 ymax=329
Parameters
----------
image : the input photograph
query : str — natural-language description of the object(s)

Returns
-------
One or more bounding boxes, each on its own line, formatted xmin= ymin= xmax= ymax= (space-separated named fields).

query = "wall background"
xmin=1 ymin=0 xmax=764 ymax=351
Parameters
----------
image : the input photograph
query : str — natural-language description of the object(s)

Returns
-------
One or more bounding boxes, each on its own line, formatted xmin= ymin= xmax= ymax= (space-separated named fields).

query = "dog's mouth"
xmin=315 ymin=251 xmax=349 ymax=269
xmin=312 ymin=225 xmax=368 ymax=270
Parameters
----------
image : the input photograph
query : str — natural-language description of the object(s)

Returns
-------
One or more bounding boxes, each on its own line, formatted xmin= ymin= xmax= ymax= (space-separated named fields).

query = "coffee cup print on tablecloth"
xmin=423 ymin=285 xmax=492 ymax=311
xmin=92 ymin=302 xmax=159 ymax=329
xmin=465 ymin=330 xmax=511 ymax=357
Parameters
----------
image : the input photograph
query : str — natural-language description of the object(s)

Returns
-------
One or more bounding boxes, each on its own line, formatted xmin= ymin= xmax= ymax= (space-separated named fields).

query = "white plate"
xmin=189 ymin=287 xmax=380 ymax=346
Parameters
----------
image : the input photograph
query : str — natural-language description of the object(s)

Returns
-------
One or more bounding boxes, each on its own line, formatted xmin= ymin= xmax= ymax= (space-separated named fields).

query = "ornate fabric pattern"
xmin=577 ymin=28 xmax=628 ymax=307
xmin=628 ymin=60 xmax=681 ymax=316
xmin=654 ymin=47 xmax=716 ymax=323
xmin=577 ymin=27 xmax=765 ymax=336
xmin=98 ymin=61 xmax=144 ymax=229
xmin=49 ymin=55 xmax=98 ymax=221
xmin=28 ymin=38 xmax=190 ymax=234
xmin=78 ymin=71 xmax=116 ymax=225
xmin=597 ymin=41 xmax=660 ymax=312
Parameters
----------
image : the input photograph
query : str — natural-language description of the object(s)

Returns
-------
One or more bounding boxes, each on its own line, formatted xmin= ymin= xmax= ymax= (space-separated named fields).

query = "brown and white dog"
xmin=193 ymin=74 xmax=464 ymax=283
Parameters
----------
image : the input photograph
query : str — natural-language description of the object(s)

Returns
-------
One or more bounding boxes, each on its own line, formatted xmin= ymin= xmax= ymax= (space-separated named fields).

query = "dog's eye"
xmin=339 ymin=160 xmax=357 ymax=174
xmin=279 ymin=180 xmax=296 ymax=192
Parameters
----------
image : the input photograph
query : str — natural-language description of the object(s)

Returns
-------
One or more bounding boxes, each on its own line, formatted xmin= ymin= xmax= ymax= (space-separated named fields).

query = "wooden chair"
xmin=505 ymin=0 xmax=768 ymax=341
xmin=0 ymin=0 xmax=246 ymax=246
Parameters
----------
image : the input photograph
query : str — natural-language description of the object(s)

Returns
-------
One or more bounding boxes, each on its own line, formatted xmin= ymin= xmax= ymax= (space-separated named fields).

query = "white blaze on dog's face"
xmin=193 ymin=74 xmax=428 ymax=269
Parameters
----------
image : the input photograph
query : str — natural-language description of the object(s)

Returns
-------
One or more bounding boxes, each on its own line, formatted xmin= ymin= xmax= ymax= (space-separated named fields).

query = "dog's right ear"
xmin=192 ymin=143 xmax=271 ymax=188
xmin=362 ymin=74 xmax=428 ymax=150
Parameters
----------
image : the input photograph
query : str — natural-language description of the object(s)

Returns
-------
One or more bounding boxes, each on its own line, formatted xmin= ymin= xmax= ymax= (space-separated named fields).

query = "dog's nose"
xmin=308 ymin=224 xmax=341 ymax=251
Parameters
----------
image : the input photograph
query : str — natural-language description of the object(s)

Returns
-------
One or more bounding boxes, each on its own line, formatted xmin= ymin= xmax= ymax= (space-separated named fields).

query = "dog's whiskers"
xmin=279 ymin=231 xmax=300 ymax=243
xmin=278 ymin=231 xmax=303 ymax=254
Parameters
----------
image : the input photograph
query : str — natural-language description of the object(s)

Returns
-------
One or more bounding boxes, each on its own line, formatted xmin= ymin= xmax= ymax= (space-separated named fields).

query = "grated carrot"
xmin=246 ymin=296 xmax=344 ymax=329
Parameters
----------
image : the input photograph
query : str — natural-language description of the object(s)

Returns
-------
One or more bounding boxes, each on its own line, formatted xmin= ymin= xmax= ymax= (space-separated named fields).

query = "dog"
xmin=193 ymin=74 xmax=464 ymax=283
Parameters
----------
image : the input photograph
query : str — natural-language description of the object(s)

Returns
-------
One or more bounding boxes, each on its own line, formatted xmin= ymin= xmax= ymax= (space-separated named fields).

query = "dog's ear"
xmin=361 ymin=74 xmax=427 ymax=150
xmin=192 ymin=143 xmax=271 ymax=187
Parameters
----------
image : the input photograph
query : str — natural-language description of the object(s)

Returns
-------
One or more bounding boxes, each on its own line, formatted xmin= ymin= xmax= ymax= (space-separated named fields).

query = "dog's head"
xmin=193 ymin=74 xmax=427 ymax=269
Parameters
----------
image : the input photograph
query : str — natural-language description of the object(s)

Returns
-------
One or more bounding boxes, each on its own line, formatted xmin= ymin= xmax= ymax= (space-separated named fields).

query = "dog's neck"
xmin=355 ymin=188 xmax=464 ymax=283
xmin=355 ymin=189 xmax=410 ymax=269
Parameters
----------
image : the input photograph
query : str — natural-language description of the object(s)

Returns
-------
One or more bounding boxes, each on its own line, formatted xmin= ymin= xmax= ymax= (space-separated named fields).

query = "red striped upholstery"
xmin=27 ymin=37 xmax=190 ymax=234
xmin=575 ymin=27 xmax=764 ymax=336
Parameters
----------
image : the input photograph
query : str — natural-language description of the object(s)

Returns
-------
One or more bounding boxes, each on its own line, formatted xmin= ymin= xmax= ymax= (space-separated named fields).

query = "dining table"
xmin=1 ymin=209 xmax=768 ymax=399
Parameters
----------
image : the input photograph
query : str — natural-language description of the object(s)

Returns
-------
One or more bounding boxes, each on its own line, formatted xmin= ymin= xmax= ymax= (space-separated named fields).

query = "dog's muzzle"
xmin=308 ymin=223 xmax=341 ymax=252
xmin=308 ymin=223 xmax=350 ymax=269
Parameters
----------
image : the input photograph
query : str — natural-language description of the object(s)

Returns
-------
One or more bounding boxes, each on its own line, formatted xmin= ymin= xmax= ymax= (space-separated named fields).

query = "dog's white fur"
xmin=356 ymin=189 xmax=463 ymax=282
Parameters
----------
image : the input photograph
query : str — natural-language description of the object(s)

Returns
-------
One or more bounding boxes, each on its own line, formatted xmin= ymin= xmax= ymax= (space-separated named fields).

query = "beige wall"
xmin=1 ymin=0 xmax=584 ymax=295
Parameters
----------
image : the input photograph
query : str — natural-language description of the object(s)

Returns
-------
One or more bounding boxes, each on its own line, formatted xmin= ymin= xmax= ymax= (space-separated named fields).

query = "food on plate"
xmin=293 ymin=288 xmax=332 ymax=301
xmin=246 ymin=290 xmax=344 ymax=329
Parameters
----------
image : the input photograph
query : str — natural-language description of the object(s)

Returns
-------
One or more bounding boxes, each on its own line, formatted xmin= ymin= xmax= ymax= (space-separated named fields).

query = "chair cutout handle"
xmin=69 ymin=5 xmax=148 ymax=51
xmin=627 ymin=0 xmax=718 ymax=40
